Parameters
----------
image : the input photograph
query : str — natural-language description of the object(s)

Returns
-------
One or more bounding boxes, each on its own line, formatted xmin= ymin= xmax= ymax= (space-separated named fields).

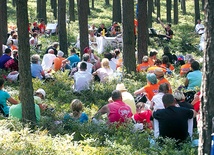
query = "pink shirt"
xmin=108 ymin=100 xmax=133 ymax=123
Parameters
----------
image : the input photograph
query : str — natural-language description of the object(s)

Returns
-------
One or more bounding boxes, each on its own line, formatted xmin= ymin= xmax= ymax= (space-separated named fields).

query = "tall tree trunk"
xmin=137 ymin=0 xmax=148 ymax=64
xmin=0 ymin=1 xmax=3 ymax=56
xmin=174 ymin=0 xmax=178 ymax=24
xmin=113 ymin=0 xmax=121 ymax=23
xmin=148 ymin=0 xmax=153 ymax=28
xmin=156 ymin=0 xmax=160 ymax=20
xmin=88 ymin=0 xmax=91 ymax=15
xmin=105 ymin=0 xmax=110 ymax=5
xmin=194 ymin=0 xmax=200 ymax=24
xmin=37 ymin=0 xmax=47 ymax=23
xmin=12 ymin=0 xmax=17 ymax=7
xmin=166 ymin=0 xmax=171 ymax=23
xmin=58 ymin=0 xmax=68 ymax=56
xmin=181 ymin=0 xmax=186 ymax=15
xmin=199 ymin=1 xmax=214 ymax=154
xmin=77 ymin=0 xmax=89 ymax=57
xmin=122 ymin=0 xmax=136 ymax=73
xmin=51 ymin=0 xmax=57 ymax=19
xmin=1 ymin=0 xmax=8 ymax=45
xmin=201 ymin=0 xmax=205 ymax=11
xmin=69 ymin=0 xmax=75 ymax=22
xmin=91 ymin=0 xmax=94 ymax=9
xmin=16 ymin=0 xmax=36 ymax=124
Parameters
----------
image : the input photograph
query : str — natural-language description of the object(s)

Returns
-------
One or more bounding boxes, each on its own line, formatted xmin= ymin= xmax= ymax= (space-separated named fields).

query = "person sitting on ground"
xmin=34 ymin=88 xmax=48 ymax=111
xmin=84 ymin=47 xmax=101 ymax=70
xmin=6 ymin=71 xmax=19 ymax=83
xmin=7 ymin=40 xmax=18 ymax=51
xmin=162 ymin=46 xmax=177 ymax=64
xmin=136 ymin=56 xmax=150 ymax=72
xmin=0 ymin=48 xmax=12 ymax=69
xmin=132 ymin=102 xmax=153 ymax=130
xmin=104 ymin=52 xmax=117 ymax=71
xmin=109 ymin=21 xmax=121 ymax=37
xmin=147 ymin=59 xmax=166 ymax=73
xmin=45 ymin=42 xmax=59 ymax=56
xmin=184 ymin=61 xmax=202 ymax=91
xmin=38 ymin=18 xmax=46 ymax=34
xmin=0 ymin=79 xmax=19 ymax=117
xmin=195 ymin=19 xmax=204 ymax=35
xmin=77 ymin=53 xmax=94 ymax=74
xmin=4 ymin=49 xmax=19 ymax=71
xmin=31 ymin=54 xmax=45 ymax=80
xmin=62 ymin=48 xmax=80 ymax=69
xmin=32 ymin=22 xmax=40 ymax=33
xmin=148 ymin=50 xmax=158 ymax=66
xmin=97 ymin=23 xmax=108 ymax=37
xmin=180 ymin=54 xmax=194 ymax=77
xmin=41 ymin=49 xmax=56 ymax=71
xmin=158 ymin=17 xmax=173 ymax=41
xmin=153 ymin=94 xmax=196 ymax=143
xmin=93 ymin=90 xmax=133 ymax=124
xmin=64 ymin=99 xmax=88 ymax=123
xmin=161 ymin=55 xmax=175 ymax=72
xmin=88 ymin=28 xmax=97 ymax=49
xmin=9 ymin=97 xmax=40 ymax=122
xmin=53 ymin=50 xmax=65 ymax=71
xmin=73 ymin=62 xmax=93 ymax=93
xmin=29 ymin=32 xmax=42 ymax=50
xmin=7 ymin=30 xmax=16 ymax=45
xmin=134 ymin=73 xmax=159 ymax=101
xmin=93 ymin=58 xmax=113 ymax=83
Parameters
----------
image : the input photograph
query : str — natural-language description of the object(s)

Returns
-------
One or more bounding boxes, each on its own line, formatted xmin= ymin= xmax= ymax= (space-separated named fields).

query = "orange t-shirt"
xmin=180 ymin=63 xmax=191 ymax=76
xmin=144 ymin=83 xmax=159 ymax=100
xmin=157 ymin=77 xmax=172 ymax=94
xmin=147 ymin=66 xmax=166 ymax=73
xmin=116 ymin=58 xmax=123 ymax=68
xmin=136 ymin=62 xmax=150 ymax=72
xmin=148 ymin=58 xmax=155 ymax=66
xmin=53 ymin=57 xmax=65 ymax=71
xmin=38 ymin=24 xmax=46 ymax=33
xmin=161 ymin=64 xmax=174 ymax=71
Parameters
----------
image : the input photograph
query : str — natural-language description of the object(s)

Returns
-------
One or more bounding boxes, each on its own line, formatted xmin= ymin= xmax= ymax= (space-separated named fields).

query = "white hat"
xmin=57 ymin=50 xmax=64 ymax=57
xmin=35 ymin=88 xmax=46 ymax=98
xmin=116 ymin=83 xmax=127 ymax=91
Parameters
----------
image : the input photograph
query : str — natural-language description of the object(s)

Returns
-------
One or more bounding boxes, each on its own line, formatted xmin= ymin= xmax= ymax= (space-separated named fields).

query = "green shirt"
xmin=9 ymin=103 xmax=41 ymax=122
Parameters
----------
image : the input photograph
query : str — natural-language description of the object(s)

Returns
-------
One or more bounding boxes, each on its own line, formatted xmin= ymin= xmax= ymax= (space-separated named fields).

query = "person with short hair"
xmin=93 ymin=90 xmax=133 ymax=124
xmin=77 ymin=53 xmax=94 ymax=73
xmin=97 ymin=23 xmax=108 ymax=37
xmin=38 ymin=18 xmax=46 ymax=34
xmin=0 ymin=48 xmax=12 ymax=69
xmin=161 ymin=55 xmax=174 ymax=71
xmin=32 ymin=22 xmax=40 ymax=33
xmin=41 ymin=49 xmax=56 ymax=71
xmin=195 ymin=19 xmax=204 ymax=35
xmin=62 ymin=48 xmax=80 ymax=69
xmin=153 ymin=94 xmax=196 ymax=143
xmin=63 ymin=99 xmax=88 ymax=123
xmin=158 ymin=17 xmax=174 ymax=41
xmin=53 ymin=50 xmax=65 ymax=71
xmin=31 ymin=54 xmax=45 ymax=80
xmin=45 ymin=42 xmax=59 ymax=55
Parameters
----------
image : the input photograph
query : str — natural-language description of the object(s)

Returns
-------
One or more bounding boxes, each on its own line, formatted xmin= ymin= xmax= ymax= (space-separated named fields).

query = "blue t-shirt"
xmin=187 ymin=70 xmax=202 ymax=90
xmin=67 ymin=54 xmax=80 ymax=67
xmin=0 ymin=54 xmax=12 ymax=69
xmin=0 ymin=90 xmax=10 ymax=115
xmin=63 ymin=112 xmax=88 ymax=123
xmin=31 ymin=63 xmax=44 ymax=80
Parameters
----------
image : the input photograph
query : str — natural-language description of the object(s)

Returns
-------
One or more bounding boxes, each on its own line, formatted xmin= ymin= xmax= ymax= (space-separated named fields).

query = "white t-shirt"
xmin=195 ymin=23 xmax=205 ymax=35
xmin=41 ymin=53 xmax=56 ymax=70
xmin=73 ymin=71 xmax=93 ymax=92
xmin=96 ymin=67 xmax=113 ymax=83
xmin=77 ymin=61 xmax=93 ymax=74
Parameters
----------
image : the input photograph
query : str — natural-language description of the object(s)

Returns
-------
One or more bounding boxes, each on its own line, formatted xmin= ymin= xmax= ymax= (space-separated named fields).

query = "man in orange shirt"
xmin=136 ymin=56 xmax=150 ymax=72
xmin=53 ymin=50 xmax=65 ymax=71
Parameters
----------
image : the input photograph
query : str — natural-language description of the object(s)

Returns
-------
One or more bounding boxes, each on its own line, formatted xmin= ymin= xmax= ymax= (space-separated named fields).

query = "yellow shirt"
xmin=121 ymin=91 xmax=136 ymax=114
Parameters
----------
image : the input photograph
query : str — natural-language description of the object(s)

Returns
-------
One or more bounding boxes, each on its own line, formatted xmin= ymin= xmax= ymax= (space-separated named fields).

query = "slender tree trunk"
xmin=12 ymin=0 xmax=17 ymax=7
xmin=51 ymin=0 xmax=57 ymax=19
xmin=148 ymin=0 xmax=153 ymax=28
xmin=166 ymin=0 xmax=171 ymax=23
xmin=16 ymin=0 xmax=36 ymax=124
xmin=37 ymin=0 xmax=47 ymax=23
xmin=69 ymin=0 xmax=75 ymax=22
xmin=156 ymin=0 xmax=160 ymax=20
xmin=58 ymin=0 xmax=68 ymax=56
xmin=199 ymin=0 xmax=214 ymax=154
xmin=92 ymin=0 xmax=94 ymax=9
xmin=137 ymin=0 xmax=148 ymax=64
xmin=201 ymin=0 xmax=205 ymax=11
xmin=105 ymin=0 xmax=110 ymax=5
xmin=174 ymin=0 xmax=178 ymax=24
xmin=1 ymin=0 xmax=8 ymax=45
xmin=122 ymin=0 xmax=136 ymax=73
xmin=88 ymin=0 xmax=91 ymax=15
xmin=181 ymin=0 xmax=186 ymax=15
xmin=77 ymin=0 xmax=89 ymax=57
xmin=113 ymin=0 xmax=121 ymax=23
xmin=0 ymin=2 xmax=3 ymax=56
xmin=194 ymin=0 xmax=200 ymax=24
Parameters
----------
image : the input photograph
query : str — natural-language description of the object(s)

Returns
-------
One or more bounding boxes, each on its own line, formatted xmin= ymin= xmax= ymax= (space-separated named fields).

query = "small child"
xmin=63 ymin=99 xmax=88 ymax=123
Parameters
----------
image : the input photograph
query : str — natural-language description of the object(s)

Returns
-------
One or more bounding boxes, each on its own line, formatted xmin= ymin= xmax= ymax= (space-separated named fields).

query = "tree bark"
xmin=122 ymin=0 xmax=136 ymax=73
xmin=156 ymin=0 xmax=160 ymax=20
xmin=51 ymin=0 xmax=57 ymax=19
xmin=166 ymin=0 xmax=171 ymax=23
xmin=105 ymin=0 xmax=110 ymax=5
xmin=113 ymin=0 xmax=121 ymax=23
xmin=58 ymin=0 xmax=68 ymax=56
xmin=137 ymin=0 xmax=148 ymax=64
xmin=199 ymin=0 xmax=214 ymax=154
xmin=69 ymin=0 xmax=75 ymax=22
xmin=37 ymin=0 xmax=47 ymax=23
xmin=194 ymin=0 xmax=200 ymax=24
xmin=0 ymin=2 xmax=3 ymax=56
xmin=148 ymin=0 xmax=153 ymax=28
xmin=12 ymin=0 xmax=17 ymax=7
xmin=16 ymin=0 xmax=36 ymax=124
xmin=201 ymin=0 xmax=205 ymax=11
xmin=174 ymin=0 xmax=178 ymax=24
xmin=77 ymin=0 xmax=89 ymax=57
xmin=181 ymin=0 xmax=186 ymax=15
xmin=1 ymin=0 xmax=8 ymax=45
xmin=91 ymin=0 xmax=95 ymax=9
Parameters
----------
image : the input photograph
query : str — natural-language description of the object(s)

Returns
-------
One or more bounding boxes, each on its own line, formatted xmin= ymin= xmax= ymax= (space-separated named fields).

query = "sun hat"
xmin=57 ymin=50 xmax=64 ymax=57
xmin=154 ymin=68 xmax=164 ymax=77
xmin=146 ymin=73 xmax=157 ymax=84
xmin=116 ymin=83 xmax=127 ymax=91
xmin=35 ymin=88 xmax=46 ymax=98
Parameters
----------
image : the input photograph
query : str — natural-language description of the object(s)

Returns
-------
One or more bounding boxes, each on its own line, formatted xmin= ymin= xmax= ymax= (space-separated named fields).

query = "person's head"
xmin=32 ymin=32 xmax=38 ymax=38
xmin=10 ymin=30 xmax=16 ymax=36
xmin=166 ymin=23 xmax=171 ymax=30
xmin=70 ymin=99 xmax=83 ymax=117
xmin=40 ymin=18 xmax=45 ymax=24
xmin=173 ymin=90 xmax=185 ymax=102
xmin=31 ymin=54 xmax=40 ymax=64
xmin=84 ymin=46 xmax=91 ymax=54
xmin=52 ymin=42 xmax=59 ymax=49
xmin=104 ymin=52 xmax=112 ymax=61
xmin=154 ymin=68 xmax=164 ymax=79
xmin=116 ymin=83 xmax=127 ymax=92
xmin=191 ymin=61 xmax=200 ymax=71
xmin=88 ymin=28 xmax=94 ymax=35
xmin=154 ymin=59 xmax=162 ymax=66
xmin=158 ymin=83 xmax=169 ymax=94
xmin=197 ymin=19 xmax=201 ymax=24
xmin=100 ymin=23 xmax=105 ymax=28
xmin=0 ymin=78 xmax=5 ymax=89
xmin=111 ymin=90 xmax=122 ymax=101
xmin=80 ymin=62 xmax=87 ymax=71
xmin=149 ymin=50 xmax=158 ymax=58
xmin=142 ymin=56 xmax=149 ymax=63
xmin=163 ymin=46 xmax=170 ymax=54
xmin=113 ymin=21 xmax=118 ymax=26
xmin=146 ymin=73 xmax=157 ymax=84
xmin=70 ymin=48 xmax=76 ymax=54
xmin=162 ymin=93 xmax=175 ymax=108
xmin=48 ymin=49 xmax=54 ymax=54
xmin=33 ymin=22 xmax=38 ymax=27
xmin=82 ymin=53 xmax=90 ymax=62
xmin=101 ymin=58 xmax=110 ymax=69
xmin=35 ymin=88 xmax=46 ymax=99
xmin=162 ymin=55 xmax=169 ymax=64
xmin=136 ymin=102 xmax=146 ymax=113
xmin=5 ymin=48 xmax=12 ymax=56
xmin=12 ymin=34 xmax=18 ymax=39
xmin=12 ymin=50 xmax=18 ymax=58
xmin=114 ymin=49 xmax=120 ymax=58
xmin=185 ymin=54 xmax=194 ymax=63
xmin=57 ymin=50 xmax=64 ymax=57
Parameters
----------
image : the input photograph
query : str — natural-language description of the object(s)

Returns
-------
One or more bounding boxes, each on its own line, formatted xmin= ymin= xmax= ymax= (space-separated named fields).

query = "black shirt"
xmin=165 ymin=28 xmax=173 ymax=40
xmin=97 ymin=27 xmax=108 ymax=37
xmin=32 ymin=27 xmax=40 ymax=33
xmin=153 ymin=106 xmax=193 ymax=141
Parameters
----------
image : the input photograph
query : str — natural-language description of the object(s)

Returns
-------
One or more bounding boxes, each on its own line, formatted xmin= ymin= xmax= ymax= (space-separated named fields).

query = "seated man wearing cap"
xmin=136 ymin=56 xmax=150 ymax=72
xmin=53 ymin=50 xmax=65 ymax=71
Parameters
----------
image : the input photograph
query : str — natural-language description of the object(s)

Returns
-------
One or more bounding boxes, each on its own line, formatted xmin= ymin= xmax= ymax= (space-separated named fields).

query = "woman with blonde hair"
xmin=63 ymin=99 xmax=88 ymax=123
xmin=93 ymin=58 xmax=113 ymax=83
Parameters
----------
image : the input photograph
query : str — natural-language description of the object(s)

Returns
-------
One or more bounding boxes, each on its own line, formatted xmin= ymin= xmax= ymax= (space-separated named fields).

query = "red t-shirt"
xmin=133 ymin=110 xmax=152 ymax=129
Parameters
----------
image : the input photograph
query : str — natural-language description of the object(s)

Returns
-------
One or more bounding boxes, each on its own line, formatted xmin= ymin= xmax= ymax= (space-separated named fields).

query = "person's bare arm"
xmin=93 ymin=105 xmax=109 ymax=119
xmin=184 ymin=78 xmax=189 ymax=87
xmin=134 ymin=87 xmax=145 ymax=95
xmin=158 ymin=17 xmax=166 ymax=29
xmin=8 ymin=97 xmax=19 ymax=104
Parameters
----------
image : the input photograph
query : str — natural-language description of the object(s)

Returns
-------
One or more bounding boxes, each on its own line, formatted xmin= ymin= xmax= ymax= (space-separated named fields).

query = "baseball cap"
xmin=35 ymin=88 xmax=46 ymax=99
